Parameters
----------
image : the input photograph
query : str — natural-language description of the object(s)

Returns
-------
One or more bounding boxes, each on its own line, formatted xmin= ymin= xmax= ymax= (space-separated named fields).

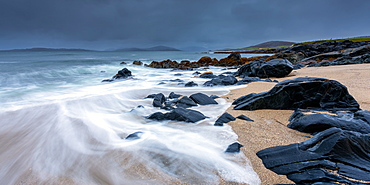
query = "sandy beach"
xmin=223 ymin=63 xmax=370 ymax=184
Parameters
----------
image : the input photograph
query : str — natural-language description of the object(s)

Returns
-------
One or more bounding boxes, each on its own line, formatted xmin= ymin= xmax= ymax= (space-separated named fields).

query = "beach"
xmin=223 ymin=63 xmax=370 ymax=184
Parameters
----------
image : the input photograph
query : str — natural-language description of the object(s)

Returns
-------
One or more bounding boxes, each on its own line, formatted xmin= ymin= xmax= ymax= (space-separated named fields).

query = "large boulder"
xmin=288 ymin=109 xmax=370 ymax=134
xmin=234 ymin=58 xmax=293 ymax=78
xmin=233 ymin=77 xmax=360 ymax=111
xmin=257 ymin=127 xmax=370 ymax=184
xmin=189 ymin=93 xmax=218 ymax=105
xmin=147 ymin=108 xmax=206 ymax=123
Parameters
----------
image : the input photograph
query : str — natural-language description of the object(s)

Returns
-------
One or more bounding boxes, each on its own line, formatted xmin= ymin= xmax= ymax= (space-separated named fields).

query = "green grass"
xmin=292 ymin=37 xmax=370 ymax=46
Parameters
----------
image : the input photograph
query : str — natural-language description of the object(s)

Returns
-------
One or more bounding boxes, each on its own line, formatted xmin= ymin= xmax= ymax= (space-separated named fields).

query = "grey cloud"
xmin=0 ymin=0 xmax=369 ymax=50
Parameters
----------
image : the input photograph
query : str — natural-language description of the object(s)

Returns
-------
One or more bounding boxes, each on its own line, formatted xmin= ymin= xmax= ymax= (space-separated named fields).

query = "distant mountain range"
xmin=114 ymin=46 xmax=181 ymax=51
xmin=246 ymin=41 xmax=295 ymax=49
xmin=2 ymin=47 xmax=94 ymax=52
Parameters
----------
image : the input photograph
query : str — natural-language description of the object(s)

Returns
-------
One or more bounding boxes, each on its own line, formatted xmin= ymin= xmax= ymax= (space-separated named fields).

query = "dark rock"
xmin=147 ymin=108 xmax=206 ymax=123
xmin=168 ymin=79 xmax=184 ymax=82
xmin=189 ymin=93 xmax=218 ymax=105
xmin=214 ymin=112 xmax=236 ymax=126
xmin=199 ymin=72 xmax=217 ymax=78
xmin=288 ymin=109 xmax=370 ymax=134
xmin=120 ymin=61 xmax=127 ymax=65
xmin=152 ymin=93 xmax=166 ymax=108
xmin=147 ymin=112 xmax=166 ymax=120
xmin=227 ymin=53 xmax=241 ymax=60
xmin=125 ymin=131 xmax=143 ymax=140
xmin=257 ymin=127 xmax=370 ymax=184
xmin=113 ymin=68 xmax=133 ymax=79
xmin=145 ymin=94 xmax=157 ymax=98
xmin=225 ymin=142 xmax=243 ymax=153
xmin=168 ymin=92 xmax=182 ymax=99
xmin=233 ymin=77 xmax=360 ymax=111
xmin=210 ymin=95 xmax=220 ymax=99
xmin=132 ymin=61 xmax=143 ymax=65
xmin=176 ymin=96 xmax=198 ymax=108
xmin=203 ymin=75 xmax=238 ymax=86
xmin=236 ymin=115 xmax=254 ymax=122
xmin=101 ymin=79 xmax=114 ymax=82
xmin=174 ymin=73 xmax=182 ymax=76
xmin=192 ymin=71 xmax=201 ymax=75
xmin=184 ymin=81 xmax=198 ymax=87
xmin=235 ymin=59 xmax=293 ymax=78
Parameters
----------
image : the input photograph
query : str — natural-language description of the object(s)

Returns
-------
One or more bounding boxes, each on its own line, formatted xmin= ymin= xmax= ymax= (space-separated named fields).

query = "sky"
xmin=0 ymin=0 xmax=369 ymax=50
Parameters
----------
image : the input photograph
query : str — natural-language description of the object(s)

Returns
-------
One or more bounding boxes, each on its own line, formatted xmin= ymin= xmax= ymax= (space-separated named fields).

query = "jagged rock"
xmin=120 ymin=61 xmax=127 ymax=65
xmin=236 ymin=115 xmax=254 ymax=122
xmin=152 ymin=93 xmax=166 ymax=108
xmin=233 ymin=77 xmax=360 ymax=111
xmin=234 ymin=59 xmax=293 ymax=78
xmin=189 ymin=93 xmax=218 ymax=105
xmin=147 ymin=107 xmax=206 ymax=123
xmin=184 ymin=81 xmax=198 ymax=87
xmin=225 ymin=142 xmax=243 ymax=154
xmin=227 ymin=53 xmax=241 ymax=60
xmin=168 ymin=92 xmax=182 ymax=99
xmin=214 ymin=112 xmax=236 ymax=126
xmin=125 ymin=131 xmax=143 ymax=140
xmin=176 ymin=96 xmax=197 ymax=108
xmin=257 ymin=127 xmax=370 ymax=184
xmin=132 ymin=61 xmax=143 ymax=65
xmin=203 ymin=75 xmax=238 ymax=86
xmin=288 ymin=109 xmax=370 ymax=134
xmin=113 ymin=68 xmax=133 ymax=79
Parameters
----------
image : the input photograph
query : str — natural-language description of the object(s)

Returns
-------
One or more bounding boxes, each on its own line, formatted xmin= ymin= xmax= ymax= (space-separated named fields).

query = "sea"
xmin=0 ymin=50 xmax=262 ymax=185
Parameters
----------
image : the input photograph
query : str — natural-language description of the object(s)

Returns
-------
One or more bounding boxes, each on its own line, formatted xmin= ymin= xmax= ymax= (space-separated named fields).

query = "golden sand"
xmin=223 ymin=63 xmax=370 ymax=184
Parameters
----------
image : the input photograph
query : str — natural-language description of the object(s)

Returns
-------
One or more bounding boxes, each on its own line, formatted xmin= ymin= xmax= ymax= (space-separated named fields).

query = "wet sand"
xmin=223 ymin=63 xmax=370 ymax=184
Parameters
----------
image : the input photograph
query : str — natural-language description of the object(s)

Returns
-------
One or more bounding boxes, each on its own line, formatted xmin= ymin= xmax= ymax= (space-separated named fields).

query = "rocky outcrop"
xmin=257 ymin=127 xmax=370 ymax=184
xmin=234 ymin=59 xmax=293 ymax=78
xmin=233 ymin=77 xmax=360 ymax=111
xmin=288 ymin=109 xmax=370 ymax=134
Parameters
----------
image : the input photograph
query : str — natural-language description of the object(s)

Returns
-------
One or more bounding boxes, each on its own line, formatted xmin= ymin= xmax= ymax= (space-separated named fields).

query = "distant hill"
xmin=115 ymin=46 xmax=181 ymax=51
xmin=246 ymin=41 xmax=295 ymax=49
xmin=3 ymin=47 xmax=95 ymax=52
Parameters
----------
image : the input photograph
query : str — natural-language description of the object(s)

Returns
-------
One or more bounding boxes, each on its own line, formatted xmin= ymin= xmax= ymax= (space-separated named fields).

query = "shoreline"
xmin=223 ymin=63 xmax=370 ymax=184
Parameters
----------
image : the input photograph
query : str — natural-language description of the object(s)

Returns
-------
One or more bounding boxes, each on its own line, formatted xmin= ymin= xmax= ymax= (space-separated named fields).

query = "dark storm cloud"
xmin=0 ymin=0 xmax=369 ymax=49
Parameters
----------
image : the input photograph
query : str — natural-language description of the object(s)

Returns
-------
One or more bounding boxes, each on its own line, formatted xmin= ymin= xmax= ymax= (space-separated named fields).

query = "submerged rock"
xmin=234 ymin=58 xmax=293 ymax=78
xmin=125 ymin=131 xmax=143 ymax=140
xmin=184 ymin=81 xmax=198 ymax=87
xmin=233 ymin=77 xmax=360 ymax=111
xmin=147 ymin=107 xmax=206 ymax=123
xmin=257 ymin=127 xmax=370 ymax=184
xmin=203 ymin=75 xmax=238 ymax=86
xmin=288 ymin=109 xmax=370 ymax=134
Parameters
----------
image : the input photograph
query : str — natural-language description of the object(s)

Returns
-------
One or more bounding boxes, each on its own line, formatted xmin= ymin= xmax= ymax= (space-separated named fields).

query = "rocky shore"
xmin=103 ymin=40 xmax=370 ymax=184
